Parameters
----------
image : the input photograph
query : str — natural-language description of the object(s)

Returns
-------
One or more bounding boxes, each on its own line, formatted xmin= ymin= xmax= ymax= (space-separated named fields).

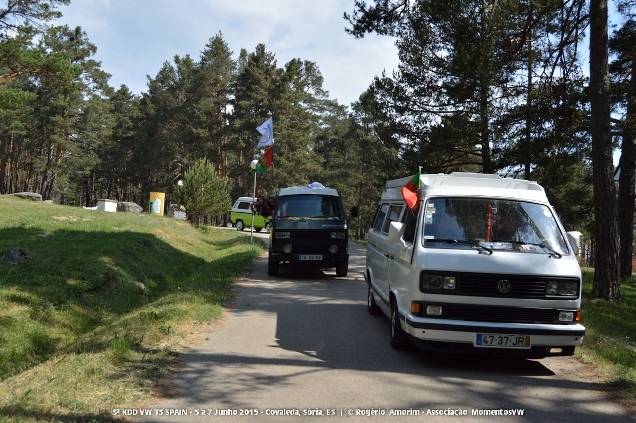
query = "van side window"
xmin=370 ymin=205 xmax=380 ymax=230
xmin=381 ymin=204 xmax=403 ymax=234
xmin=237 ymin=201 xmax=250 ymax=210
xmin=402 ymin=207 xmax=418 ymax=243
xmin=373 ymin=204 xmax=389 ymax=232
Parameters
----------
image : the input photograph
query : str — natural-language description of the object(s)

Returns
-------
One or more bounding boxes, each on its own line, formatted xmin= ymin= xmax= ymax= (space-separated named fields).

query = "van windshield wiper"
xmin=491 ymin=240 xmax=562 ymax=258
xmin=426 ymin=238 xmax=493 ymax=255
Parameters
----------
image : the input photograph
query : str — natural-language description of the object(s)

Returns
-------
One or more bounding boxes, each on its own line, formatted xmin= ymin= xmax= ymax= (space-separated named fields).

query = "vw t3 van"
xmin=366 ymin=172 xmax=585 ymax=357
xmin=229 ymin=197 xmax=271 ymax=232
xmin=268 ymin=184 xmax=350 ymax=277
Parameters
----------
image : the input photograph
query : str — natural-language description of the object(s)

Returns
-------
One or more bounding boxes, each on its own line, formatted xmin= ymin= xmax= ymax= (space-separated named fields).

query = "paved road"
xmin=139 ymin=242 xmax=631 ymax=422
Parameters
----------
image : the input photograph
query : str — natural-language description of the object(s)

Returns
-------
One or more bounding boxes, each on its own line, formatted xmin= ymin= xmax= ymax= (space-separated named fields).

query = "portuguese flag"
xmin=263 ymin=146 xmax=273 ymax=167
xmin=255 ymin=146 xmax=274 ymax=174
xmin=401 ymin=168 xmax=421 ymax=210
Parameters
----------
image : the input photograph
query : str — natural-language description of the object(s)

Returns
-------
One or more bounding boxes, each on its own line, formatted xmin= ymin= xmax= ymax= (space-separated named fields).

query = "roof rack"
xmin=382 ymin=172 xmax=547 ymax=203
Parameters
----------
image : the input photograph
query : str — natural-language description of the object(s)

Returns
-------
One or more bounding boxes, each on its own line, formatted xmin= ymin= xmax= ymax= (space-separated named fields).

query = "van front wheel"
xmin=268 ymin=255 xmax=279 ymax=276
xmin=236 ymin=220 xmax=245 ymax=231
xmin=390 ymin=300 xmax=410 ymax=350
xmin=336 ymin=260 xmax=348 ymax=277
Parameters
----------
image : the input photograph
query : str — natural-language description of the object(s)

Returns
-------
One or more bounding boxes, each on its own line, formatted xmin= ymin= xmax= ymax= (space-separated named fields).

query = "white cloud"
xmin=57 ymin=0 xmax=398 ymax=106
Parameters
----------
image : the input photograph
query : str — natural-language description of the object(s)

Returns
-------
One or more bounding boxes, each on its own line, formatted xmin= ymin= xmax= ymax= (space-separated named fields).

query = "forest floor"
xmin=0 ymin=196 xmax=262 ymax=422
xmin=578 ymin=269 xmax=636 ymax=409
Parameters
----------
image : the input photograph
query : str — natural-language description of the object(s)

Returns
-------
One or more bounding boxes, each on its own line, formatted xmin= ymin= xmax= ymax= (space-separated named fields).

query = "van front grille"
xmin=420 ymin=271 xmax=580 ymax=299
xmin=272 ymin=230 xmax=347 ymax=254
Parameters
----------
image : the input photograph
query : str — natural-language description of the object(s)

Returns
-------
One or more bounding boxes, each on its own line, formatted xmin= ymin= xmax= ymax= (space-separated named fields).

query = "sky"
xmin=56 ymin=0 xmax=400 ymax=107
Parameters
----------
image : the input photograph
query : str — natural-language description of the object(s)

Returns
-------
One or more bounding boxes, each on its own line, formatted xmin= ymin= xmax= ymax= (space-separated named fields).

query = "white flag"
xmin=256 ymin=117 xmax=274 ymax=148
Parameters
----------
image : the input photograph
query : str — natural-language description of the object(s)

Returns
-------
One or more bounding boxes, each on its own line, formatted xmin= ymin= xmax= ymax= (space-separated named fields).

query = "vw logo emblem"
xmin=497 ymin=279 xmax=511 ymax=294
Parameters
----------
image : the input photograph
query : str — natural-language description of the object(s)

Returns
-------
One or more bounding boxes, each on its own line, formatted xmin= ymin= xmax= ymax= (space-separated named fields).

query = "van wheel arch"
xmin=367 ymin=272 xmax=382 ymax=316
xmin=389 ymin=294 xmax=410 ymax=350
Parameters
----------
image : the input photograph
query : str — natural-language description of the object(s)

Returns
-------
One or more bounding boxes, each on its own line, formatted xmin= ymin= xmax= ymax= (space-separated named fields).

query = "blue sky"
xmin=56 ymin=0 xmax=399 ymax=106
xmin=56 ymin=1 xmax=629 ymax=105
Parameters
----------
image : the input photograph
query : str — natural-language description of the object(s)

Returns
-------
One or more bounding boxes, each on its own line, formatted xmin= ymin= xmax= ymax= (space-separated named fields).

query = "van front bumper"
xmin=403 ymin=314 xmax=585 ymax=350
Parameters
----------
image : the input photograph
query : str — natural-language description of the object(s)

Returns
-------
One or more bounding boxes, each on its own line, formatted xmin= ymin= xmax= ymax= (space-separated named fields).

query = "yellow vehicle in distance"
xmin=229 ymin=197 xmax=271 ymax=232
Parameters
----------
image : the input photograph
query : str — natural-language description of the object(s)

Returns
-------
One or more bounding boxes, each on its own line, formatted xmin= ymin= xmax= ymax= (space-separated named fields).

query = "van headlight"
xmin=546 ymin=281 xmax=578 ymax=297
xmin=330 ymin=232 xmax=346 ymax=239
xmin=421 ymin=274 xmax=456 ymax=290
xmin=558 ymin=311 xmax=575 ymax=322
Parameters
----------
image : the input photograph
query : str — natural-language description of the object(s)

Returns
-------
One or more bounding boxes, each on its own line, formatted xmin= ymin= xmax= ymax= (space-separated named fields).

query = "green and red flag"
xmin=255 ymin=146 xmax=274 ymax=174
xmin=401 ymin=168 xmax=421 ymax=210
xmin=262 ymin=146 xmax=273 ymax=167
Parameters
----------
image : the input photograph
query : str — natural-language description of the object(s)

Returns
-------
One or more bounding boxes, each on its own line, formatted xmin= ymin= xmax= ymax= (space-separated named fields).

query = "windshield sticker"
xmin=423 ymin=235 xmax=435 ymax=239
xmin=425 ymin=203 xmax=436 ymax=224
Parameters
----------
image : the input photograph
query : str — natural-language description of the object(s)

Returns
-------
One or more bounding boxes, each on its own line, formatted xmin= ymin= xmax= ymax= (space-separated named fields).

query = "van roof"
xmin=278 ymin=186 xmax=339 ymax=197
xmin=382 ymin=172 xmax=549 ymax=203
xmin=235 ymin=196 xmax=254 ymax=202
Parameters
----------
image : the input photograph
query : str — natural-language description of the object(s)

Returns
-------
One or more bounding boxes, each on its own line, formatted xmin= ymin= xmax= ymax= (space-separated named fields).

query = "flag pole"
xmin=249 ymin=159 xmax=259 ymax=244
xmin=251 ymin=169 xmax=256 ymax=243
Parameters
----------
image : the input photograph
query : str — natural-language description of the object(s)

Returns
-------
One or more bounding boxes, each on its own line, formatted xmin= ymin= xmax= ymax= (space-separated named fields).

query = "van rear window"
xmin=381 ymin=204 xmax=403 ymax=234
xmin=373 ymin=204 xmax=389 ymax=232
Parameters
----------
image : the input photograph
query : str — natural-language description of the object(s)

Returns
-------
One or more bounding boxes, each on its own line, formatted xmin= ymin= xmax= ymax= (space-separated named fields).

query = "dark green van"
xmin=268 ymin=184 xmax=354 ymax=277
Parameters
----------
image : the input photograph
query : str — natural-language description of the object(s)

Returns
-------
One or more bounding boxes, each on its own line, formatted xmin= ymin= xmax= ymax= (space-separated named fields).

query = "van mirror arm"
xmin=566 ymin=231 xmax=582 ymax=255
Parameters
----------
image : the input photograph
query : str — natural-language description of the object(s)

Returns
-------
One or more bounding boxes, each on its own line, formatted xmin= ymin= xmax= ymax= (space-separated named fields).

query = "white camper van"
xmin=366 ymin=172 xmax=585 ymax=358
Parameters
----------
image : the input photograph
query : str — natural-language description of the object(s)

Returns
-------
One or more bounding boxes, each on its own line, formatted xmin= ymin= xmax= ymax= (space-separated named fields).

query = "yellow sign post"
xmin=149 ymin=192 xmax=165 ymax=216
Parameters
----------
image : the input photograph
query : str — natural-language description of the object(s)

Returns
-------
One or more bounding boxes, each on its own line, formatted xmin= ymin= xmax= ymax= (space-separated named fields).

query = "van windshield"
xmin=422 ymin=197 xmax=569 ymax=255
xmin=275 ymin=195 xmax=344 ymax=221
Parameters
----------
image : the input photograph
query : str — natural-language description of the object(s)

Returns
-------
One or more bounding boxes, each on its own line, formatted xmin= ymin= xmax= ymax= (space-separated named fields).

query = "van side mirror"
xmin=388 ymin=221 xmax=404 ymax=243
xmin=350 ymin=206 xmax=359 ymax=218
xmin=566 ymin=231 xmax=582 ymax=255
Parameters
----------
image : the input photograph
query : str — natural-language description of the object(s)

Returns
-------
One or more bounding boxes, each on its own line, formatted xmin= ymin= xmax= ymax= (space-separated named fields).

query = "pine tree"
xmin=590 ymin=0 xmax=620 ymax=302
xmin=192 ymin=32 xmax=234 ymax=175
xmin=230 ymin=44 xmax=277 ymax=197
xmin=610 ymin=9 xmax=636 ymax=280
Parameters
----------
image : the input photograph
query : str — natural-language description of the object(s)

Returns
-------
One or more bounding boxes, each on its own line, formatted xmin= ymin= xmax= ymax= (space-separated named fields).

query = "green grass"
xmin=578 ymin=269 xmax=636 ymax=407
xmin=0 ymin=196 xmax=261 ymax=422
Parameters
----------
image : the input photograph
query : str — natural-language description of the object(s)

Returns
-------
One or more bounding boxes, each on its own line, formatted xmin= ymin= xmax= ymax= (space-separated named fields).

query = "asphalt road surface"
xmin=138 ymin=240 xmax=631 ymax=422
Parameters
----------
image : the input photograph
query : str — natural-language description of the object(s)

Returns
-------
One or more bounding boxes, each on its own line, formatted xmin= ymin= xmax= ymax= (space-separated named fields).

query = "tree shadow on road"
xmin=159 ymin=254 xmax=630 ymax=421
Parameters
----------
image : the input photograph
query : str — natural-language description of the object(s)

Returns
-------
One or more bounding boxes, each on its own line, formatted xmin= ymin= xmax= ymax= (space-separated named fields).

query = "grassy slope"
xmin=578 ymin=269 xmax=636 ymax=406
xmin=0 ymin=196 xmax=261 ymax=422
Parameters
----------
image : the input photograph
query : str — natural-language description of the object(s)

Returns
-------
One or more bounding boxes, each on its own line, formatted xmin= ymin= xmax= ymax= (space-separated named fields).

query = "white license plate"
xmin=474 ymin=333 xmax=531 ymax=349
xmin=298 ymin=254 xmax=323 ymax=261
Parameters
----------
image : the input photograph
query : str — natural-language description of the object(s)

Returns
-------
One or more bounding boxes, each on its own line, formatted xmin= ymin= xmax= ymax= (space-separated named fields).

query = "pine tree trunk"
xmin=590 ymin=0 xmax=620 ymax=302
xmin=618 ymin=61 xmax=636 ymax=279
xmin=478 ymin=2 xmax=492 ymax=174
xmin=479 ymin=82 xmax=492 ymax=173
xmin=524 ymin=25 xmax=533 ymax=180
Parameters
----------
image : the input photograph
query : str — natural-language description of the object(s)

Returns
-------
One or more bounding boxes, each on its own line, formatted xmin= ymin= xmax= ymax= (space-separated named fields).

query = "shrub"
xmin=176 ymin=158 xmax=230 ymax=223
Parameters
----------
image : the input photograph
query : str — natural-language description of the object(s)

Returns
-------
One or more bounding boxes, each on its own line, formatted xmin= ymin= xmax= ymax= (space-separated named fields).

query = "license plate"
xmin=298 ymin=254 xmax=323 ymax=261
xmin=474 ymin=333 xmax=531 ymax=349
